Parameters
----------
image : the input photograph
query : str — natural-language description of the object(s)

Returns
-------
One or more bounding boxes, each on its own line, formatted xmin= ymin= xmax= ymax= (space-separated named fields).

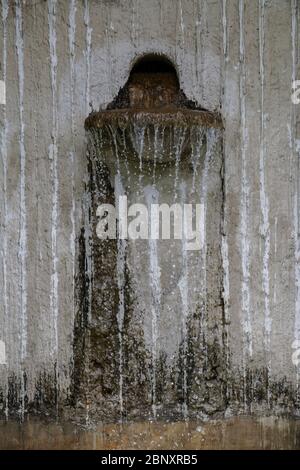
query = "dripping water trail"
xmin=130 ymin=0 xmax=138 ymax=47
xmin=115 ymin=174 xmax=127 ymax=421
xmin=105 ymin=4 xmax=114 ymax=103
xmin=221 ymin=0 xmax=230 ymax=404
xmin=199 ymin=0 xmax=206 ymax=104
xmin=110 ymin=125 xmax=127 ymax=420
xmin=176 ymin=0 xmax=185 ymax=63
xmin=179 ymin=183 xmax=189 ymax=420
xmin=84 ymin=0 xmax=92 ymax=113
xmin=1 ymin=0 xmax=9 ymax=419
xmin=194 ymin=0 xmax=201 ymax=89
xmin=133 ymin=123 xmax=145 ymax=189
xmin=222 ymin=0 xmax=228 ymax=61
xmin=291 ymin=0 xmax=300 ymax=403
xmin=199 ymin=128 xmax=212 ymax=335
xmin=239 ymin=0 xmax=252 ymax=410
xmin=173 ymin=126 xmax=186 ymax=200
xmin=145 ymin=186 xmax=161 ymax=419
xmin=273 ymin=217 xmax=277 ymax=305
xmin=221 ymin=230 xmax=230 ymax=399
xmin=190 ymin=127 xmax=203 ymax=197
xmin=197 ymin=128 xmax=214 ymax=381
xmin=48 ymin=0 xmax=59 ymax=412
xmin=68 ymin=0 xmax=77 ymax=346
xmin=152 ymin=125 xmax=159 ymax=186
xmin=16 ymin=0 xmax=27 ymax=419
xmin=259 ymin=0 xmax=271 ymax=404
xmin=121 ymin=128 xmax=130 ymax=183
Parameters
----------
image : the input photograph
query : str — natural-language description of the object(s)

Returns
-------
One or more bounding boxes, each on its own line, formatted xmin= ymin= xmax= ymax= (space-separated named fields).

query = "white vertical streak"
xmin=196 ymin=128 xmax=213 ymax=371
xmin=115 ymin=174 xmax=126 ymax=420
xmin=105 ymin=7 xmax=115 ymax=103
xmin=68 ymin=0 xmax=76 ymax=331
xmin=199 ymin=0 xmax=206 ymax=104
xmin=15 ymin=0 xmax=27 ymax=364
xmin=133 ymin=123 xmax=145 ymax=187
xmin=199 ymin=130 xmax=210 ymax=328
xmin=48 ymin=0 xmax=59 ymax=358
xmin=239 ymin=0 xmax=252 ymax=358
xmin=179 ymin=183 xmax=189 ymax=419
xmin=131 ymin=0 xmax=137 ymax=47
xmin=273 ymin=217 xmax=277 ymax=304
xmin=145 ymin=186 xmax=161 ymax=419
xmin=221 ymin=236 xmax=230 ymax=328
xmin=292 ymin=1 xmax=300 ymax=349
xmin=0 ymin=80 xmax=5 ymax=105
xmin=152 ymin=125 xmax=158 ymax=186
xmin=179 ymin=0 xmax=185 ymax=48
xmin=190 ymin=129 xmax=203 ymax=196
xmin=221 ymin=0 xmax=230 ymax=370
xmin=84 ymin=0 xmax=92 ymax=113
xmin=259 ymin=0 xmax=271 ymax=363
xmin=194 ymin=0 xmax=201 ymax=88
xmin=222 ymin=0 xmax=227 ymax=60
xmin=173 ymin=126 xmax=186 ymax=198
xmin=1 ymin=0 xmax=9 ymax=418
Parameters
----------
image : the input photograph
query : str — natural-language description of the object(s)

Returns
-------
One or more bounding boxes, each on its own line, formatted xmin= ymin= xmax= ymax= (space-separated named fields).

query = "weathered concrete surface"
xmin=0 ymin=0 xmax=300 ymax=429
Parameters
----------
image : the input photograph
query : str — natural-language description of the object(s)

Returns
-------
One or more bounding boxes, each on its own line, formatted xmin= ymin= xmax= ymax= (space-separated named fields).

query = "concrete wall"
xmin=0 ymin=0 xmax=299 ymax=418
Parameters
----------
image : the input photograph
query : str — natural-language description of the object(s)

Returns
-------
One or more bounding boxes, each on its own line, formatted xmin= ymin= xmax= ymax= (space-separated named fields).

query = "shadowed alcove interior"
xmin=106 ymin=53 xmax=208 ymax=112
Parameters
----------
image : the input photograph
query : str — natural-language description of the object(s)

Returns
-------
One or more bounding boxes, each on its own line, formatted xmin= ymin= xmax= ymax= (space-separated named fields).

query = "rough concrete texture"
xmin=0 ymin=0 xmax=300 ymax=428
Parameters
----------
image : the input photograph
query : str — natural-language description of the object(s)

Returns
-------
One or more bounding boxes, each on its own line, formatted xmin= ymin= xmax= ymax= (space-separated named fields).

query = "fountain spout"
xmin=75 ymin=55 xmax=225 ymax=423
